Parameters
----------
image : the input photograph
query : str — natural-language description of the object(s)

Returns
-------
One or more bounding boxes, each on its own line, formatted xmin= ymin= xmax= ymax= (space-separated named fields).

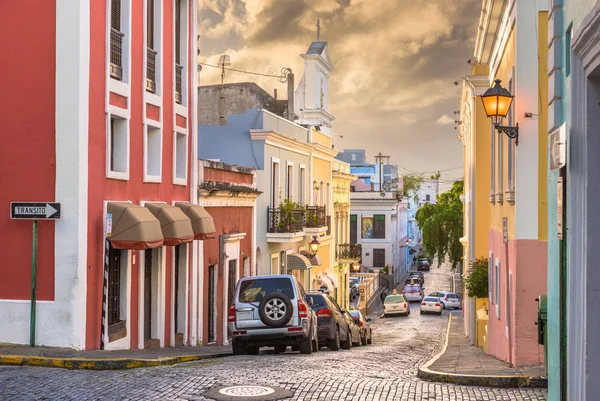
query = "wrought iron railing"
xmin=304 ymin=206 xmax=326 ymax=228
xmin=146 ymin=47 xmax=157 ymax=93
xmin=337 ymin=243 xmax=362 ymax=260
xmin=267 ymin=207 xmax=305 ymax=233
xmin=110 ymin=28 xmax=124 ymax=80
xmin=326 ymin=215 xmax=331 ymax=235
xmin=175 ymin=64 xmax=183 ymax=104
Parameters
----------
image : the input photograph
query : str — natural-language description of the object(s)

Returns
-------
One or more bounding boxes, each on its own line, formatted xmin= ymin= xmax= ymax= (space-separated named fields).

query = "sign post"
xmin=10 ymin=202 xmax=61 ymax=347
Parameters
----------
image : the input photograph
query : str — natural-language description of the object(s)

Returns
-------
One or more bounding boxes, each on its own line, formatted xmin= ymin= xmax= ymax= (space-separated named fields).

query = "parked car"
xmin=402 ymin=284 xmax=423 ymax=302
xmin=349 ymin=310 xmax=373 ymax=345
xmin=417 ymin=259 xmax=431 ymax=271
xmin=405 ymin=277 xmax=423 ymax=287
xmin=409 ymin=271 xmax=425 ymax=284
xmin=306 ymin=291 xmax=353 ymax=351
xmin=342 ymin=310 xmax=362 ymax=346
xmin=383 ymin=294 xmax=410 ymax=317
xmin=349 ymin=277 xmax=359 ymax=299
xmin=420 ymin=296 xmax=443 ymax=315
xmin=228 ymin=275 xmax=318 ymax=355
xmin=428 ymin=291 xmax=461 ymax=309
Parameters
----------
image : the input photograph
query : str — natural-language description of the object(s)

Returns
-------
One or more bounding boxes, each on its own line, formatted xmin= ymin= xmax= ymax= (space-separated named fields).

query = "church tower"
xmin=294 ymin=20 xmax=335 ymax=135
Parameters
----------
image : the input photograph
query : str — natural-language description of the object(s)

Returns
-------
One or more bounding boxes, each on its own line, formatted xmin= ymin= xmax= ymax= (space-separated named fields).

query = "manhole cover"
xmin=202 ymin=385 xmax=293 ymax=401
xmin=219 ymin=386 xmax=275 ymax=397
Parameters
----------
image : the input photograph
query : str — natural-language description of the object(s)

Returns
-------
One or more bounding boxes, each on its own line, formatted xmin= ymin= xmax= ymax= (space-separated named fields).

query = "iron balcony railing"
xmin=146 ymin=47 xmax=157 ymax=93
xmin=337 ymin=243 xmax=362 ymax=261
xmin=175 ymin=64 xmax=183 ymax=104
xmin=110 ymin=28 xmax=124 ymax=80
xmin=304 ymin=206 xmax=327 ymax=228
xmin=267 ymin=207 xmax=305 ymax=233
xmin=326 ymin=215 xmax=331 ymax=235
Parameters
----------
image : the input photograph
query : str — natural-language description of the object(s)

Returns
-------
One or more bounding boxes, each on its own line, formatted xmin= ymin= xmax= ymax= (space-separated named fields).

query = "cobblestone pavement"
xmin=0 ymin=263 xmax=548 ymax=401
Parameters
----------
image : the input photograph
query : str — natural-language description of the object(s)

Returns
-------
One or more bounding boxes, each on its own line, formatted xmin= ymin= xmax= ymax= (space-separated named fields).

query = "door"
xmin=174 ymin=245 xmax=180 ymax=334
xmin=373 ymin=249 xmax=385 ymax=268
xmin=350 ymin=215 xmax=357 ymax=244
xmin=208 ymin=265 xmax=216 ymax=343
xmin=144 ymin=249 xmax=152 ymax=340
xmin=228 ymin=259 xmax=237 ymax=306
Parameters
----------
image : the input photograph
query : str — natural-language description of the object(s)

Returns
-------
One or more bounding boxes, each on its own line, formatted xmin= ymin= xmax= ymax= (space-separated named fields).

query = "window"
xmin=495 ymin=258 xmax=500 ymax=319
xmin=144 ymin=125 xmax=162 ymax=181
xmin=565 ymin=25 xmax=572 ymax=77
xmin=506 ymin=71 xmax=516 ymax=203
xmin=109 ymin=0 xmax=131 ymax=84
xmin=425 ymin=194 xmax=430 ymax=202
xmin=373 ymin=214 xmax=385 ymax=239
xmin=174 ymin=132 xmax=187 ymax=184
xmin=326 ymin=183 xmax=331 ymax=211
xmin=319 ymin=181 xmax=325 ymax=206
xmin=271 ymin=159 xmax=280 ymax=208
xmin=299 ymin=165 xmax=306 ymax=205
xmin=108 ymin=116 xmax=129 ymax=178
xmin=286 ymin=163 xmax=294 ymax=200
xmin=145 ymin=0 xmax=159 ymax=93
xmin=489 ymin=123 xmax=495 ymax=203
xmin=351 ymin=154 xmax=356 ymax=161
xmin=174 ymin=0 xmax=187 ymax=104
xmin=496 ymin=129 xmax=503 ymax=204
xmin=488 ymin=252 xmax=493 ymax=301
xmin=350 ymin=215 xmax=357 ymax=244
xmin=270 ymin=253 xmax=280 ymax=275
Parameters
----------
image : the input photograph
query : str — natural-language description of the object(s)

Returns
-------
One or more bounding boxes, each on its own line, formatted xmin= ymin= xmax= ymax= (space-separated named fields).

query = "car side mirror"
xmin=340 ymin=308 xmax=346 ymax=313
xmin=367 ymin=318 xmax=372 ymax=322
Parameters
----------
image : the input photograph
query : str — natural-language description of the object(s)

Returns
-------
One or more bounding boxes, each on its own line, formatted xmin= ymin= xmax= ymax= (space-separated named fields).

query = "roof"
xmin=350 ymin=179 xmax=371 ymax=192
xmin=306 ymin=41 xmax=327 ymax=55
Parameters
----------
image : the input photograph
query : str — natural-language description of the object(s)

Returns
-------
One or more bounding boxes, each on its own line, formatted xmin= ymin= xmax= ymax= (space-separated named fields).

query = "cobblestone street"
xmin=0 ymin=263 xmax=547 ymax=401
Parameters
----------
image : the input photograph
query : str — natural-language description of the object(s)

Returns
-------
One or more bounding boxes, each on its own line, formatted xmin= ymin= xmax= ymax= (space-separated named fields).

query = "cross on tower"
xmin=316 ymin=19 xmax=320 ymax=41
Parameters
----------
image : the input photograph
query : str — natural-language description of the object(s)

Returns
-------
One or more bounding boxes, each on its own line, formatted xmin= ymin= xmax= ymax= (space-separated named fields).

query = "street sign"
xmin=10 ymin=202 xmax=61 ymax=220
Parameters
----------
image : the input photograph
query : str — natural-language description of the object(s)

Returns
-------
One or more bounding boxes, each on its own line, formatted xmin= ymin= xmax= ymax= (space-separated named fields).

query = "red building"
xmin=197 ymin=160 xmax=259 ymax=345
xmin=0 ymin=0 xmax=212 ymax=350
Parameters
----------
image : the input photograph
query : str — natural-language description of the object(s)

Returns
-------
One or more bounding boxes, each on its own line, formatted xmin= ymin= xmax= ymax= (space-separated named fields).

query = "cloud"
xmin=197 ymin=0 xmax=481 ymax=177
xmin=436 ymin=115 xmax=455 ymax=125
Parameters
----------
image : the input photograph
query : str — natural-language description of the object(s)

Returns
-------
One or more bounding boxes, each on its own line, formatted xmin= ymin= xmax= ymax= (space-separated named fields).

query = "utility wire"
xmin=198 ymin=62 xmax=284 ymax=79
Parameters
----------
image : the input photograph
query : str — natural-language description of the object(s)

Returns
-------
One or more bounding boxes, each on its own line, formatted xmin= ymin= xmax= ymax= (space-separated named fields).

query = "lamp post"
xmin=481 ymin=79 xmax=519 ymax=145
xmin=309 ymin=236 xmax=320 ymax=256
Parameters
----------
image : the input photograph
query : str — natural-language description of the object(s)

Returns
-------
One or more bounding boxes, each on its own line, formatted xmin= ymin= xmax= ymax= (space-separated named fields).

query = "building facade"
xmin=0 ymin=0 xmax=204 ymax=350
xmin=546 ymin=1 xmax=600 ymax=399
xmin=473 ymin=0 xmax=548 ymax=366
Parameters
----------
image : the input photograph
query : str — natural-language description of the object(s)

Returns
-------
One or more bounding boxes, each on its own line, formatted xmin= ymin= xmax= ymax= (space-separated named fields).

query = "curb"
xmin=0 ymin=351 xmax=234 ymax=370
xmin=416 ymin=314 xmax=547 ymax=388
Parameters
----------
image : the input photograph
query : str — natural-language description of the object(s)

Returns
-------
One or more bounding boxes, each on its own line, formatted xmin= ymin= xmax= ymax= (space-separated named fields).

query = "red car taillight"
xmin=419 ymin=291 xmax=423 ymax=297
xmin=317 ymin=308 xmax=332 ymax=317
xmin=228 ymin=305 xmax=236 ymax=322
xmin=435 ymin=303 xmax=441 ymax=306
xmin=445 ymin=297 xmax=449 ymax=301
xmin=383 ymin=304 xmax=387 ymax=310
xmin=298 ymin=300 xmax=309 ymax=318
xmin=359 ymin=321 xmax=364 ymax=327
xmin=421 ymin=302 xmax=426 ymax=306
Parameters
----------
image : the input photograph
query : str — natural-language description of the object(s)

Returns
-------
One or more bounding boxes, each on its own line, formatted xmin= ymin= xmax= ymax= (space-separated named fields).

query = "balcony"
xmin=337 ymin=243 xmax=362 ymax=263
xmin=110 ymin=28 xmax=124 ymax=80
xmin=304 ymin=206 xmax=329 ymax=235
xmin=267 ymin=207 xmax=305 ymax=243
xmin=175 ymin=64 xmax=183 ymax=104
xmin=146 ymin=47 xmax=157 ymax=93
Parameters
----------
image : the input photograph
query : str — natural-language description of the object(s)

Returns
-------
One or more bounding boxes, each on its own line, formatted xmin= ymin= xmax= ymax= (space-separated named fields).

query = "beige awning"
xmin=300 ymin=250 xmax=323 ymax=266
xmin=175 ymin=202 xmax=216 ymax=240
xmin=319 ymin=275 xmax=335 ymax=291
xmin=287 ymin=253 xmax=312 ymax=271
xmin=107 ymin=202 xmax=164 ymax=250
xmin=146 ymin=203 xmax=194 ymax=246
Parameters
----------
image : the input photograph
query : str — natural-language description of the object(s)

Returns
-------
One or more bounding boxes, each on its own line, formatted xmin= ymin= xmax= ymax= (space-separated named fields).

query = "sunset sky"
xmin=197 ymin=0 xmax=481 ymax=191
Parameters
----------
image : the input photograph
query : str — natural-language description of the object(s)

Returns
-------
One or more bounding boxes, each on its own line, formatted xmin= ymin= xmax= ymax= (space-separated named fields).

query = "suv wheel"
xmin=361 ymin=333 xmax=367 ymax=346
xmin=246 ymin=346 xmax=260 ymax=355
xmin=329 ymin=327 xmax=341 ymax=351
xmin=258 ymin=293 xmax=294 ymax=328
xmin=311 ymin=330 xmax=319 ymax=353
xmin=232 ymin=339 xmax=246 ymax=356
xmin=299 ymin=332 xmax=313 ymax=355
xmin=342 ymin=328 xmax=352 ymax=350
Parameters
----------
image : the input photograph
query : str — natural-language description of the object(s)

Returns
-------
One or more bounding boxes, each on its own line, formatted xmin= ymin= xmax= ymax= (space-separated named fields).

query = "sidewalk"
xmin=418 ymin=313 xmax=547 ymax=388
xmin=0 ymin=342 xmax=233 ymax=370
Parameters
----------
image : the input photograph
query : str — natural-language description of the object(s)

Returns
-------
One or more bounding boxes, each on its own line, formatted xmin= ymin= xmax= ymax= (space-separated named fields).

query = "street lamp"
xmin=481 ymin=79 xmax=519 ymax=145
xmin=309 ymin=236 xmax=320 ymax=256
xmin=351 ymin=263 xmax=360 ymax=272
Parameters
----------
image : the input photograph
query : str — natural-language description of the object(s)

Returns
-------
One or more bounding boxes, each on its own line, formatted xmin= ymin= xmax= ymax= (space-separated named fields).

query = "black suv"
xmin=306 ymin=292 xmax=353 ymax=350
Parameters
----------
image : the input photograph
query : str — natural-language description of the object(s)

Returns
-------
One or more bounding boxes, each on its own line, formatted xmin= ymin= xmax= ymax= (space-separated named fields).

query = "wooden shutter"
xmin=175 ymin=0 xmax=181 ymax=63
xmin=147 ymin=0 xmax=154 ymax=48
xmin=111 ymin=0 xmax=121 ymax=31
xmin=350 ymin=215 xmax=357 ymax=244
xmin=373 ymin=215 xmax=385 ymax=239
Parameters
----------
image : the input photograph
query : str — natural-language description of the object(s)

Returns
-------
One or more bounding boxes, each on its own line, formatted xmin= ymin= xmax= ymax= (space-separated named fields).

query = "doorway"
xmin=373 ymin=249 xmax=385 ymax=268
xmin=208 ymin=264 xmax=216 ymax=343
xmin=144 ymin=249 xmax=153 ymax=342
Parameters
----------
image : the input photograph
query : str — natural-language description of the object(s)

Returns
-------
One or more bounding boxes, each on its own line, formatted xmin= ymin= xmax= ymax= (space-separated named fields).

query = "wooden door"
xmin=144 ymin=249 xmax=152 ymax=340
xmin=373 ymin=249 xmax=385 ymax=268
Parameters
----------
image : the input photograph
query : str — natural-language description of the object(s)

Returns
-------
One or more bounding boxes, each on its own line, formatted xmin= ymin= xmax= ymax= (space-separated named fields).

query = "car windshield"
xmin=423 ymin=297 xmax=439 ymax=302
xmin=238 ymin=278 xmax=295 ymax=303
xmin=306 ymin=294 xmax=327 ymax=307
xmin=349 ymin=311 xmax=361 ymax=318
xmin=384 ymin=295 xmax=405 ymax=303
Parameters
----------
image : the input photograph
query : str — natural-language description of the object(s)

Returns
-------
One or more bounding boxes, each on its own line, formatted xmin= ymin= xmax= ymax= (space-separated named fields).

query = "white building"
xmin=417 ymin=179 xmax=439 ymax=206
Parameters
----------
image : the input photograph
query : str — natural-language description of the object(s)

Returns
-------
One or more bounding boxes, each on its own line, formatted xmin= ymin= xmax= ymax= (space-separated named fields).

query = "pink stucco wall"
xmin=487 ymin=228 xmax=547 ymax=366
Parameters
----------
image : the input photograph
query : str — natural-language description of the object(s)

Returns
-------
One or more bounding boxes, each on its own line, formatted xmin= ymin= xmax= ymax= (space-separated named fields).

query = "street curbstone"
xmin=417 ymin=313 xmax=548 ymax=388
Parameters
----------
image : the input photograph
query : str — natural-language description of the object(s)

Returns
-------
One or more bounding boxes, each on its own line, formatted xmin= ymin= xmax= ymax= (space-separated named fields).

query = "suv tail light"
xmin=228 ymin=305 xmax=236 ymax=322
xmin=419 ymin=291 xmax=423 ymax=297
xmin=317 ymin=308 xmax=332 ymax=317
xmin=435 ymin=303 xmax=441 ymax=306
xmin=298 ymin=300 xmax=309 ymax=318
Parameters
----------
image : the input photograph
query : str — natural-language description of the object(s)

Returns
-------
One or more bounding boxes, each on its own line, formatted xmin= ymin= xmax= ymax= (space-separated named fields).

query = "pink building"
xmin=0 ymin=0 xmax=213 ymax=351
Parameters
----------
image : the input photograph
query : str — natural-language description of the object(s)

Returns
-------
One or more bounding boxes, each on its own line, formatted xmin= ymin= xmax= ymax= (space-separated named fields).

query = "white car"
xmin=420 ymin=297 xmax=443 ymax=315
xmin=428 ymin=291 xmax=461 ymax=309
xmin=383 ymin=294 xmax=410 ymax=317
xmin=402 ymin=284 xmax=423 ymax=302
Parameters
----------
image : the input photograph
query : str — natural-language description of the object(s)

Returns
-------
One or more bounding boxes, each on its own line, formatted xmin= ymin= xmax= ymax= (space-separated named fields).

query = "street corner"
xmin=200 ymin=384 xmax=294 ymax=401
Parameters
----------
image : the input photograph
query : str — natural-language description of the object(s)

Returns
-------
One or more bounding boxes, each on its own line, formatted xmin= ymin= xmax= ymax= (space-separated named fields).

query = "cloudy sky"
xmin=198 ymin=0 xmax=482 ymax=191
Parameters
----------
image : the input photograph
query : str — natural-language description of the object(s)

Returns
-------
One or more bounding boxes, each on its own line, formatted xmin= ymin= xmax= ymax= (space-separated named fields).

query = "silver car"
xmin=228 ymin=275 xmax=318 ymax=355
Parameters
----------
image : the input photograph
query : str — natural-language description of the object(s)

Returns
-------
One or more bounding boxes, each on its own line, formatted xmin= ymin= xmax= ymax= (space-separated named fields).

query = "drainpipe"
xmin=468 ymin=81 xmax=477 ymax=346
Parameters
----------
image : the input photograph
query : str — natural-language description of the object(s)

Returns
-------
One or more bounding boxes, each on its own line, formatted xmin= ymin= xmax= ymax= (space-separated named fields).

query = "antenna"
xmin=316 ymin=19 xmax=320 ymax=41
xmin=218 ymin=54 xmax=231 ymax=126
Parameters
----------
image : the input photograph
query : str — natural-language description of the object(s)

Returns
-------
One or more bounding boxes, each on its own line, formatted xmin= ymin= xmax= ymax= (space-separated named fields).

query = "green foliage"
xmin=465 ymin=257 xmax=489 ymax=298
xmin=402 ymin=174 xmax=424 ymax=203
xmin=429 ymin=171 xmax=441 ymax=180
xmin=277 ymin=199 xmax=301 ymax=231
xmin=415 ymin=180 xmax=464 ymax=269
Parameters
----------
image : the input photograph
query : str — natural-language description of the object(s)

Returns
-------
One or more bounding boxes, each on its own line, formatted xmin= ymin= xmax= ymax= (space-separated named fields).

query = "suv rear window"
xmin=306 ymin=294 xmax=327 ymax=307
xmin=404 ymin=285 xmax=421 ymax=292
xmin=238 ymin=278 xmax=295 ymax=303
xmin=384 ymin=295 xmax=405 ymax=303
xmin=447 ymin=293 xmax=459 ymax=299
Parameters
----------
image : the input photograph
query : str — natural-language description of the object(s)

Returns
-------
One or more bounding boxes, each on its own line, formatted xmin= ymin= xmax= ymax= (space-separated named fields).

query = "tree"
xmin=415 ymin=180 xmax=464 ymax=269
xmin=402 ymin=174 xmax=424 ymax=203
xmin=465 ymin=257 xmax=488 ymax=298
xmin=429 ymin=171 xmax=441 ymax=180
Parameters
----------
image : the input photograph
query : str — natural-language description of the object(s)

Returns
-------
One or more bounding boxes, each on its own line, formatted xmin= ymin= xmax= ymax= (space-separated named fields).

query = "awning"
xmin=319 ymin=275 xmax=335 ymax=291
xmin=300 ymin=250 xmax=323 ymax=266
xmin=287 ymin=253 xmax=312 ymax=271
xmin=107 ymin=202 xmax=164 ymax=250
xmin=326 ymin=272 xmax=339 ymax=288
xmin=146 ymin=203 xmax=194 ymax=246
xmin=175 ymin=202 xmax=216 ymax=240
